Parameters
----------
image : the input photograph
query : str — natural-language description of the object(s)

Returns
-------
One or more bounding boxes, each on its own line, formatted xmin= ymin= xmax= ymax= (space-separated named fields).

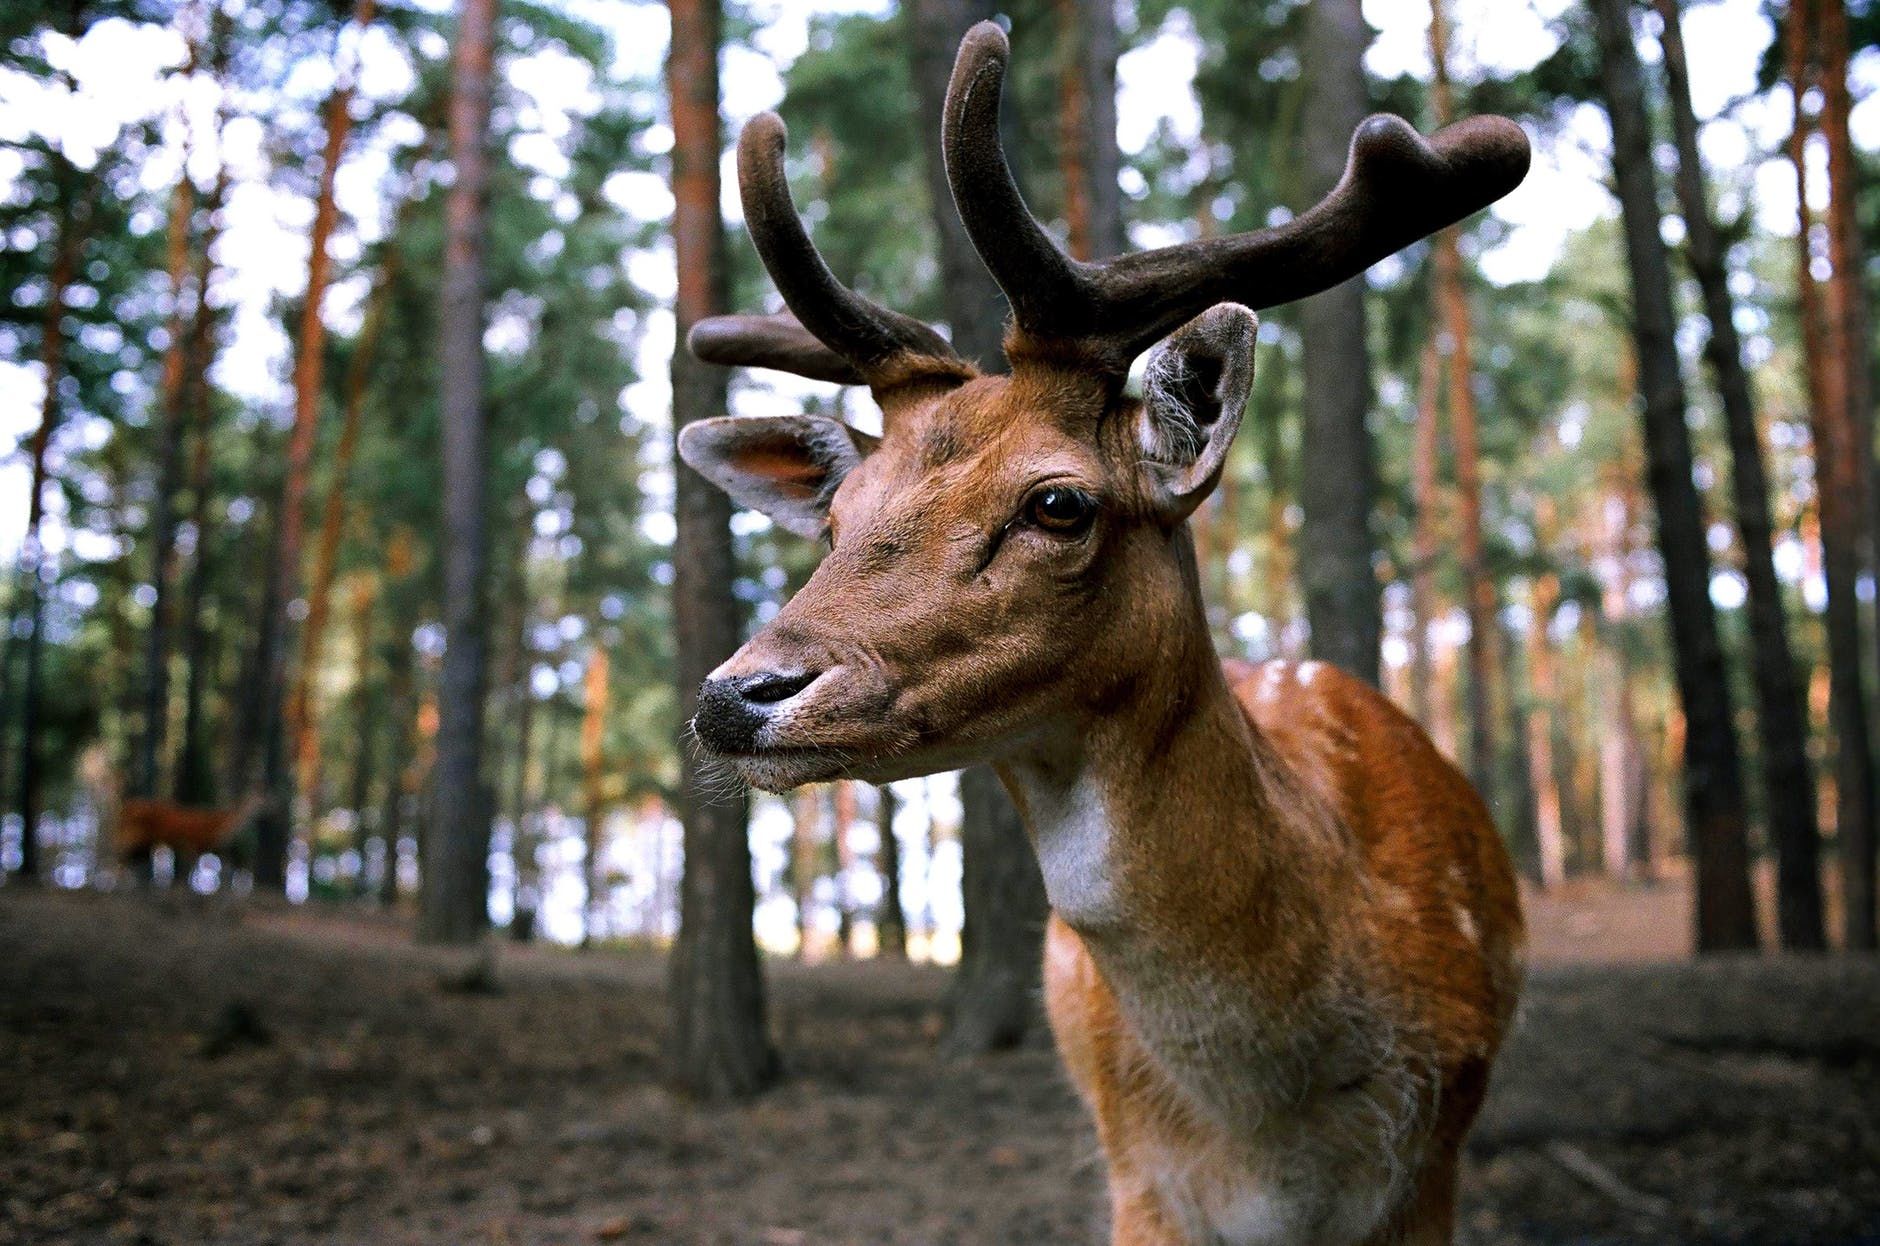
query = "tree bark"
xmin=378 ymin=616 xmax=414 ymax=907
xmin=1789 ymin=0 xmax=1874 ymax=952
xmin=908 ymin=0 xmax=1051 ymax=1053
xmin=251 ymin=0 xmax=376 ymax=891
xmin=1055 ymin=0 xmax=1123 ymax=262
xmin=876 ymin=785 xmax=906 ymax=959
xmin=5 ymin=154 xmax=86 ymax=881
xmin=1656 ymin=0 xmax=1824 ymax=950
xmin=1296 ymin=0 xmax=1380 ymax=684
xmin=135 ymin=134 xmax=198 ymax=802
xmin=1428 ymin=0 xmax=1499 ymax=797
xmin=1408 ymin=337 xmax=1441 ymax=729
xmin=175 ymin=106 xmax=232 ymax=807
xmin=344 ymin=575 xmax=378 ymax=893
xmin=291 ymin=222 xmax=404 ymax=819
xmin=1815 ymin=0 xmax=1876 ymax=952
xmin=792 ymin=788 xmax=818 ymax=958
xmin=665 ymin=0 xmax=776 ymax=1100
xmin=419 ymin=0 xmax=494 ymax=944
xmin=1591 ymin=0 xmax=1758 ymax=951
xmin=580 ymin=642 xmax=609 ymax=947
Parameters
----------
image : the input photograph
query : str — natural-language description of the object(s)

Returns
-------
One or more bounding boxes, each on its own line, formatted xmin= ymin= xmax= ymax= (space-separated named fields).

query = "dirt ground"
xmin=2 ymin=886 xmax=1877 ymax=1246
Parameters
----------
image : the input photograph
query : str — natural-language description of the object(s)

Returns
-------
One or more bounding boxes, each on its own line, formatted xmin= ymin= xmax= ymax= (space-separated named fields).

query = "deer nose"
xmin=693 ymin=670 xmax=821 ymax=753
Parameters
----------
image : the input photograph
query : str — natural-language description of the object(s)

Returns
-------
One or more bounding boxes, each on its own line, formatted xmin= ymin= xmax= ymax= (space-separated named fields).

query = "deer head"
xmin=679 ymin=22 xmax=1527 ymax=793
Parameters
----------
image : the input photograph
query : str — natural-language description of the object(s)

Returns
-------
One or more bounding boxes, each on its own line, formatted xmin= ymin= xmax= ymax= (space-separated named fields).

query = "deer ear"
xmin=1137 ymin=303 xmax=1257 ymax=523
xmin=677 ymin=414 xmax=877 ymax=539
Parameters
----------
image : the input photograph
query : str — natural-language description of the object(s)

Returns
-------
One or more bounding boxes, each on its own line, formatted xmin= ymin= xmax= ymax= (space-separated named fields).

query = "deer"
xmin=677 ymin=22 xmax=1528 ymax=1246
xmin=116 ymin=790 xmax=262 ymax=881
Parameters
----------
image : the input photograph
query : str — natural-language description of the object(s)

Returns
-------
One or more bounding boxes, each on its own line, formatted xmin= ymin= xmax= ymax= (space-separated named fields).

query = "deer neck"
xmin=994 ymin=586 xmax=1365 ymax=1120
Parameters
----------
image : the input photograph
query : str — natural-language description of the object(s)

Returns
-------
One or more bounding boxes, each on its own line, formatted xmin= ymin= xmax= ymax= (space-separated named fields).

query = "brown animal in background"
xmin=117 ymin=792 xmax=262 ymax=874
xmin=680 ymin=22 xmax=1528 ymax=1246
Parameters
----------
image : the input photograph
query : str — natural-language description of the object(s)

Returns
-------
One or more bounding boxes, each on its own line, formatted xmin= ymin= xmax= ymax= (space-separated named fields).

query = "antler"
xmin=688 ymin=112 xmax=974 ymax=390
xmin=942 ymin=21 xmax=1531 ymax=373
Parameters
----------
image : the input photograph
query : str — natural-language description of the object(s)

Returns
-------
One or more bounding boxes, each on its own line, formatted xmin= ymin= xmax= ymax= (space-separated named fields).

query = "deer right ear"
xmin=1138 ymin=303 xmax=1257 ymax=524
xmin=677 ymin=414 xmax=877 ymax=539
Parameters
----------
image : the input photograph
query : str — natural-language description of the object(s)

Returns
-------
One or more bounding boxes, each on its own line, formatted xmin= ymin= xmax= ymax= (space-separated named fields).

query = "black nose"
xmin=693 ymin=670 xmax=819 ymax=753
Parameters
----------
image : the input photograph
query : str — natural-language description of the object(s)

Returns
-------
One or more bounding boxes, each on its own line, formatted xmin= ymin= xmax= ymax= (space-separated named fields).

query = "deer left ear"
xmin=677 ymin=414 xmax=878 ymax=539
xmin=1138 ymin=303 xmax=1257 ymax=523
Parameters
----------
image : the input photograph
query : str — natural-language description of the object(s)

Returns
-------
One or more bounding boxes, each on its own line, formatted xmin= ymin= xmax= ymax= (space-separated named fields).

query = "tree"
xmin=876 ymin=784 xmax=907 ymax=958
xmin=1428 ymin=0 xmax=1501 ymax=799
xmin=666 ymin=0 xmax=777 ymax=1099
xmin=249 ymin=0 xmax=377 ymax=890
xmin=1655 ymin=0 xmax=1824 ymax=950
xmin=419 ymin=0 xmax=495 ymax=944
xmin=906 ymin=0 xmax=1050 ymax=1056
xmin=1054 ymin=0 xmax=1122 ymax=262
xmin=1296 ymin=0 xmax=1379 ymax=684
xmin=1590 ymin=0 xmax=1757 ymax=951
xmin=1788 ymin=0 xmax=1874 ymax=952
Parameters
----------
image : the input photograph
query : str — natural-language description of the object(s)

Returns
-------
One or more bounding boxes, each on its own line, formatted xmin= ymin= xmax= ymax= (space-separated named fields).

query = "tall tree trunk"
xmin=1815 ymin=0 xmax=1876 ymax=952
xmin=1296 ymin=0 xmax=1379 ymax=684
xmin=1596 ymin=481 xmax=1649 ymax=880
xmin=833 ymin=781 xmax=857 ymax=956
xmin=505 ymin=544 xmax=539 ymax=939
xmin=1054 ymin=0 xmax=1123 ymax=262
xmin=251 ymin=0 xmax=377 ymax=891
xmin=6 ymin=155 xmax=85 ymax=881
xmin=908 ymin=0 xmax=1050 ymax=1054
xmin=1656 ymin=0 xmax=1825 ymax=950
xmin=136 ymin=128 xmax=198 ymax=802
xmin=1408 ymin=336 xmax=1441 ymax=729
xmin=1591 ymin=0 xmax=1758 ymax=951
xmin=665 ymin=0 xmax=776 ymax=1099
xmin=377 ymin=618 xmax=414 ymax=907
xmin=420 ymin=0 xmax=495 ymax=943
xmin=291 ymin=225 xmax=403 ymax=818
xmin=175 ymin=111 xmax=232 ymax=807
xmin=1525 ymin=562 xmax=1567 ymax=888
xmin=792 ymin=788 xmax=818 ymax=957
xmin=344 ymin=575 xmax=378 ymax=893
xmin=1428 ymin=0 xmax=1499 ymax=796
xmin=580 ymin=642 xmax=609 ymax=947
xmin=876 ymin=784 xmax=906 ymax=959
xmin=1789 ymin=0 xmax=1875 ymax=952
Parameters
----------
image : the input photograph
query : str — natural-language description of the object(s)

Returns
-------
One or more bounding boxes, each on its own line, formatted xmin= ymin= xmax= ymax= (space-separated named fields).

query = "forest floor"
xmin=2 ymin=884 xmax=1878 ymax=1246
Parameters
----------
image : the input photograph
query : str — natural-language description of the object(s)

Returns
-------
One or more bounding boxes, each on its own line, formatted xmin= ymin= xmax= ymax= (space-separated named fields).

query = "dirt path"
xmin=2 ymin=889 xmax=1877 ymax=1244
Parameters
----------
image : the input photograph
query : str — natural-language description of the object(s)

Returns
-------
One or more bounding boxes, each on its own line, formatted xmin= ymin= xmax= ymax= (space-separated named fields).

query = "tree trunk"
xmin=1596 ymin=482 xmax=1649 ymax=881
xmin=1428 ymin=0 xmax=1499 ymax=796
xmin=792 ymin=788 xmax=818 ymax=958
xmin=175 ymin=118 xmax=232 ymax=807
xmin=419 ymin=0 xmax=494 ymax=944
xmin=1789 ymin=0 xmax=1875 ymax=952
xmin=251 ymin=0 xmax=377 ymax=891
xmin=344 ymin=575 xmax=378 ymax=894
xmin=6 ymin=155 xmax=85 ymax=881
xmin=876 ymin=785 xmax=906 ymax=959
xmin=908 ymin=0 xmax=1051 ymax=1053
xmin=943 ymin=766 xmax=1048 ymax=1055
xmin=135 ymin=140 xmax=198 ymax=802
xmin=665 ymin=0 xmax=776 ymax=1100
xmin=1408 ymin=336 xmax=1441 ymax=729
xmin=378 ymin=619 xmax=414 ymax=907
xmin=1814 ymin=0 xmax=1876 ymax=952
xmin=580 ymin=642 xmax=609 ymax=947
xmin=1296 ymin=0 xmax=1379 ymax=684
xmin=833 ymin=781 xmax=857 ymax=956
xmin=1591 ymin=0 xmax=1758 ymax=951
xmin=506 ymin=568 xmax=539 ymax=939
xmin=1526 ymin=560 xmax=1566 ymax=890
xmin=1054 ymin=0 xmax=1123 ymax=262
xmin=1656 ymin=0 xmax=1825 ymax=950
xmin=291 ymin=225 xmax=403 ymax=819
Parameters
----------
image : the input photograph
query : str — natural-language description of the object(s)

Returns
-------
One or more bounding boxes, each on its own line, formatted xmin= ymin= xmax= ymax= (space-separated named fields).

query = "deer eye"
xmin=1022 ymin=486 xmax=1096 ymax=536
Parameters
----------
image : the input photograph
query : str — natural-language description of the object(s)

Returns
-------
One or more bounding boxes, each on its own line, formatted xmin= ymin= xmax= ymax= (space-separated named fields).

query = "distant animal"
xmin=116 ymin=792 xmax=263 ymax=876
xmin=678 ymin=20 xmax=1530 ymax=1246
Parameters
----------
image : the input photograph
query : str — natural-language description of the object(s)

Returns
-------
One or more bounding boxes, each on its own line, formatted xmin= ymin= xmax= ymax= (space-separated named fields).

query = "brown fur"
xmin=117 ymin=795 xmax=259 ymax=865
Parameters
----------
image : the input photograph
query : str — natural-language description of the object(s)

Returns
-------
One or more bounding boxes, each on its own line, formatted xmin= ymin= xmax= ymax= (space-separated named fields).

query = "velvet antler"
xmin=687 ymin=113 xmax=974 ymax=391
xmin=941 ymin=21 xmax=1531 ymax=374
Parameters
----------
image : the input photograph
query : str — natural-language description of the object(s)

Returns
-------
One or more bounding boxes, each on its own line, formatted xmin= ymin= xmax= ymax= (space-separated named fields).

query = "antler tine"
xmin=723 ymin=111 xmax=971 ymax=388
xmin=688 ymin=312 xmax=864 ymax=385
xmin=942 ymin=22 xmax=1531 ymax=373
